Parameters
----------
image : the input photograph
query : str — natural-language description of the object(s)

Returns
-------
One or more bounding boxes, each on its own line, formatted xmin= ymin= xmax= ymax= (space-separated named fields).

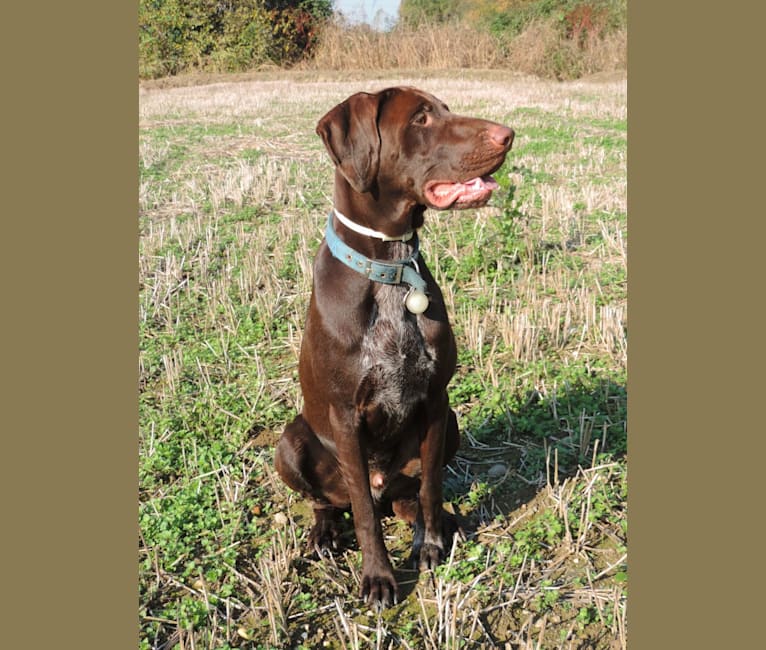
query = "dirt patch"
xmin=246 ymin=426 xmax=282 ymax=450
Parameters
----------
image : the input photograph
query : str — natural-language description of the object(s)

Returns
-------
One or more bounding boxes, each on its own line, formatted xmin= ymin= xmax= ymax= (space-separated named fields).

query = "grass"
xmin=139 ymin=70 xmax=627 ymax=649
xmin=305 ymin=17 xmax=626 ymax=81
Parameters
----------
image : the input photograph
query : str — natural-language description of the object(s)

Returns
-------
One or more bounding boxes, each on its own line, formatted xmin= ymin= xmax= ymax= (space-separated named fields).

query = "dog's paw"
xmin=360 ymin=571 xmax=398 ymax=609
xmin=411 ymin=542 xmax=445 ymax=571
xmin=308 ymin=519 xmax=344 ymax=556
xmin=409 ymin=512 xmax=461 ymax=570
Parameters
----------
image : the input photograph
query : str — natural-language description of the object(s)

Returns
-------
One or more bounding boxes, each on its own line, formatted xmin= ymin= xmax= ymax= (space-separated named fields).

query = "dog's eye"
xmin=413 ymin=111 xmax=431 ymax=126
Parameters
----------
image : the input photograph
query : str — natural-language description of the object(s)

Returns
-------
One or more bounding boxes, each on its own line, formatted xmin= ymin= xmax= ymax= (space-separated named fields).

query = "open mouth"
xmin=424 ymin=175 xmax=500 ymax=209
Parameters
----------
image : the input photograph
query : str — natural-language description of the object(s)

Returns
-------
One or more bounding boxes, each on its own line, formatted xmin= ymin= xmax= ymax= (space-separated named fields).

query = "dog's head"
xmin=316 ymin=87 xmax=514 ymax=210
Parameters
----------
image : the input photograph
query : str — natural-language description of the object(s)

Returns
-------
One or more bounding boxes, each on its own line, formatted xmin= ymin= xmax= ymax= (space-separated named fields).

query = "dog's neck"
xmin=332 ymin=211 xmax=418 ymax=262
xmin=334 ymin=173 xmax=425 ymax=260
xmin=334 ymin=209 xmax=415 ymax=242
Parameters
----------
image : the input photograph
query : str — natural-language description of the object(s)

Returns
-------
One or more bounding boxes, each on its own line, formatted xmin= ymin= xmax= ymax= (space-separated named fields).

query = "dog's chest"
xmin=358 ymin=283 xmax=436 ymax=430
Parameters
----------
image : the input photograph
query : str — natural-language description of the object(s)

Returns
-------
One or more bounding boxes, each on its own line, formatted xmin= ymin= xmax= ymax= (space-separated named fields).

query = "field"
xmin=139 ymin=70 xmax=627 ymax=649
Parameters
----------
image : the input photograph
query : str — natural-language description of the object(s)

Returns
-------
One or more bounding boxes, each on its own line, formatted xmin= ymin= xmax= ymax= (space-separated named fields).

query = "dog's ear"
xmin=316 ymin=92 xmax=382 ymax=194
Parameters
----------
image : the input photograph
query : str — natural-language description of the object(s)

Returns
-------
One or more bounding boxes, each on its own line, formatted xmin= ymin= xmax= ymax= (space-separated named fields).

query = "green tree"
xmin=139 ymin=0 xmax=333 ymax=78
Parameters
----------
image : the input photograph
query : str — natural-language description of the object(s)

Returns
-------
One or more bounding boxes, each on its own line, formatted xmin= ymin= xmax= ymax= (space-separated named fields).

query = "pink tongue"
xmin=464 ymin=175 xmax=499 ymax=191
xmin=431 ymin=175 xmax=499 ymax=202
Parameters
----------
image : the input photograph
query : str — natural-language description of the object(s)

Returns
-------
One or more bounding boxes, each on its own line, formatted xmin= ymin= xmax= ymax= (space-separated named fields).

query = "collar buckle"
xmin=325 ymin=212 xmax=425 ymax=293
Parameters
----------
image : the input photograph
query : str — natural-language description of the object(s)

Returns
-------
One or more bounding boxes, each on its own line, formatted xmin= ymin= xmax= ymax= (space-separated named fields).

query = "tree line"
xmin=139 ymin=0 xmax=626 ymax=79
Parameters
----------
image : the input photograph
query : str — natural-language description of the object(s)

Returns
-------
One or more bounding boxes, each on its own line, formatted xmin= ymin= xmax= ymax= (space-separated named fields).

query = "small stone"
xmin=488 ymin=463 xmax=507 ymax=479
xmin=274 ymin=512 xmax=288 ymax=526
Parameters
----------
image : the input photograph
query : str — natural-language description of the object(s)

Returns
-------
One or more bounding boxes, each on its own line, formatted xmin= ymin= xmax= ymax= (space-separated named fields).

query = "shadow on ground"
xmin=258 ymin=375 xmax=626 ymax=606
xmin=445 ymin=375 xmax=627 ymax=523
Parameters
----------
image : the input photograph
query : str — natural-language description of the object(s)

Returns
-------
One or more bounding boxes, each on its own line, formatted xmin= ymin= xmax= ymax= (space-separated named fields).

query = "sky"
xmin=332 ymin=0 xmax=401 ymax=27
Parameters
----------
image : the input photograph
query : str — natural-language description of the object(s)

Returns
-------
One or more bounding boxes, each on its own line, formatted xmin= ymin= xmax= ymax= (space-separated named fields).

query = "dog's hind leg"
xmin=275 ymin=415 xmax=351 ymax=553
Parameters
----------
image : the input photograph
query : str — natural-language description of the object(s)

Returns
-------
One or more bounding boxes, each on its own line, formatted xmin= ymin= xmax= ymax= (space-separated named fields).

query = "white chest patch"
xmin=359 ymin=282 xmax=436 ymax=429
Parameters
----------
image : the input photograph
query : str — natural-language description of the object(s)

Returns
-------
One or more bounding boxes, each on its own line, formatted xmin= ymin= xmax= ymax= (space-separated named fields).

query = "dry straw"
xmin=306 ymin=19 xmax=626 ymax=79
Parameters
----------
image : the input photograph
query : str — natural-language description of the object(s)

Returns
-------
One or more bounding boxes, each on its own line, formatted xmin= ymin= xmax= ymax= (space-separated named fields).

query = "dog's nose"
xmin=489 ymin=124 xmax=514 ymax=150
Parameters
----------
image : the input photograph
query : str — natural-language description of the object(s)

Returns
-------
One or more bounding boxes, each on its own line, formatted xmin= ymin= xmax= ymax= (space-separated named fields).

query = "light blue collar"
xmin=324 ymin=212 xmax=428 ymax=295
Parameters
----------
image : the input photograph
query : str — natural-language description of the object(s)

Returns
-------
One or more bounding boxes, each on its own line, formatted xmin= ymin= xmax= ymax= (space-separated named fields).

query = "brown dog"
xmin=275 ymin=87 xmax=513 ymax=607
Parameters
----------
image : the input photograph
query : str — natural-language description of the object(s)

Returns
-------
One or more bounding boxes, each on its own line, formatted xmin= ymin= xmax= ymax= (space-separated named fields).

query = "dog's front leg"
xmin=412 ymin=391 xmax=451 ymax=570
xmin=329 ymin=404 xmax=397 ymax=607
